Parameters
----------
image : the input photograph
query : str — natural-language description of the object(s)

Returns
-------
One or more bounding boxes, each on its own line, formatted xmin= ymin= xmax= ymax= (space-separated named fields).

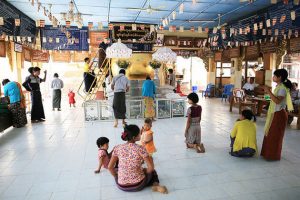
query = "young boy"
xmin=140 ymin=118 xmax=157 ymax=165
xmin=94 ymin=137 xmax=111 ymax=173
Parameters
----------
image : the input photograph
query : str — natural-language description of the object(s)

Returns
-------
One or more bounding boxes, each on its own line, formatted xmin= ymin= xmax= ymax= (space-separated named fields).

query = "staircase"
xmin=77 ymin=49 xmax=111 ymax=102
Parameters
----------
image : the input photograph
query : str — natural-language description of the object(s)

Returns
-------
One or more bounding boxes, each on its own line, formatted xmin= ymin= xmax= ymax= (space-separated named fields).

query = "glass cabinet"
xmin=84 ymin=101 xmax=100 ymax=121
xmin=156 ymin=99 xmax=171 ymax=119
xmin=126 ymin=99 xmax=143 ymax=119
xmin=171 ymin=99 xmax=186 ymax=117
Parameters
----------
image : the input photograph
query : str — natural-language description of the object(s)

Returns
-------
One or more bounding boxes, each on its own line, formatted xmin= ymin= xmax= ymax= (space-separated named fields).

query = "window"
xmin=216 ymin=62 xmax=231 ymax=77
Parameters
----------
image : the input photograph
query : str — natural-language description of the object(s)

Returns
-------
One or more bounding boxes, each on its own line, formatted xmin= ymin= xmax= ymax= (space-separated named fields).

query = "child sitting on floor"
xmin=230 ymin=109 xmax=257 ymax=157
xmin=68 ymin=89 xmax=76 ymax=108
xmin=185 ymin=92 xmax=205 ymax=153
xmin=94 ymin=137 xmax=111 ymax=173
xmin=140 ymin=118 xmax=157 ymax=165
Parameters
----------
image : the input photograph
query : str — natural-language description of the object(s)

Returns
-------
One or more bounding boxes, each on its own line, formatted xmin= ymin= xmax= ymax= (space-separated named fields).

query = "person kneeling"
xmin=108 ymin=124 xmax=168 ymax=194
xmin=230 ymin=110 xmax=257 ymax=157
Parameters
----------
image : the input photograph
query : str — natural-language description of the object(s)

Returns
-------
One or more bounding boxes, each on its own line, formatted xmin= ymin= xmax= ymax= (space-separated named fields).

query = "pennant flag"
xmin=66 ymin=20 xmax=71 ymax=28
xmin=281 ymin=30 xmax=285 ymax=35
xmin=284 ymin=34 xmax=287 ymax=39
xmin=28 ymin=37 xmax=32 ymax=42
xmin=283 ymin=0 xmax=288 ymax=4
xmin=295 ymin=0 xmax=300 ymax=5
xmin=169 ymin=26 xmax=172 ymax=32
xmin=120 ymin=25 xmax=125 ymax=31
xmin=56 ymin=38 xmax=60 ymax=43
xmin=268 ymin=29 xmax=272 ymax=35
xmin=271 ymin=0 xmax=277 ymax=4
xmin=40 ymin=20 xmax=45 ymax=27
xmin=0 ymin=17 xmax=3 ymax=26
xmin=108 ymin=24 xmax=113 ymax=30
xmin=172 ymin=25 xmax=176 ymax=32
xmin=15 ymin=19 xmax=20 ymax=26
xmin=190 ymin=26 xmax=195 ymax=32
xmin=17 ymin=36 xmax=21 ymax=42
xmin=140 ymin=25 xmax=145 ymax=30
xmin=262 ymin=29 xmax=266 ymax=35
xmin=275 ymin=29 xmax=279 ymax=36
xmin=180 ymin=26 xmax=184 ymax=32
xmin=198 ymin=26 xmax=202 ymax=33
xmin=159 ymin=25 xmax=163 ymax=30
xmin=272 ymin=17 xmax=277 ymax=26
xmin=291 ymin=11 xmax=296 ymax=20
xmin=266 ymin=19 xmax=271 ymax=27
xmin=239 ymin=28 xmax=243 ymax=34
xmin=132 ymin=24 xmax=137 ymax=30
xmin=259 ymin=22 xmax=263 ymax=29
xmin=280 ymin=14 xmax=286 ymax=23
xmin=205 ymin=27 xmax=209 ymax=33
xmin=9 ymin=36 xmax=14 ymax=41
xmin=296 ymin=30 xmax=299 ymax=37
xmin=254 ymin=23 xmax=258 ymax=31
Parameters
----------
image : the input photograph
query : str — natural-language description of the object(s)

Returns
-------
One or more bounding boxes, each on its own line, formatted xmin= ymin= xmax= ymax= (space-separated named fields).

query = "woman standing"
xmin=51 ymin=73 xmax=64 ymax=111
xmin=2 ymin=79 xmax=27 ymax=128
xmin=23 ymin=67 xmax=47 ymax=123
xmin=261 ymin=69 xmax=293 ymax=161
xmin=108 ymin=124 xmax=167 ymax=193
xmin=142 ymin=76 xmax=156 ymax=120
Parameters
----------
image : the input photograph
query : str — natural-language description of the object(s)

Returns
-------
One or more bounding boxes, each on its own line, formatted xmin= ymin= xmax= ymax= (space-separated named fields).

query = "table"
xmin=249 ymin=97 xmax=270 ymax=116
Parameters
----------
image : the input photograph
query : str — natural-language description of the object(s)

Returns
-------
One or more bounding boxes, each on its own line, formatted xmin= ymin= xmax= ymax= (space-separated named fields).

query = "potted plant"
xmin=149 ymin=60 xmax=161 ymax=80
xmin=117 ymin=59 xmax=131 ymax=69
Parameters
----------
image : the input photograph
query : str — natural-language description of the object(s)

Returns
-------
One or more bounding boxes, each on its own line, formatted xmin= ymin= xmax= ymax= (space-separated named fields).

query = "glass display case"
xmin=84 ymin=101 xmax=100 ymax=121
xmin=171 ymin=99 xmax=186 ymax=117
xmin=99 ymin=101 xmax=114 ymax=120
xmin=156 ymin=99 xmax=171 ymax=119
xmin=126 ymin=99 xmax=143 ymax=119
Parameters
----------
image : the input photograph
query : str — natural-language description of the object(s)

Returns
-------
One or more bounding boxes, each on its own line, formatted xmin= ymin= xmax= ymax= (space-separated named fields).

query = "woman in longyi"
xmin=261 ymin=69 xmax=293 ymax=161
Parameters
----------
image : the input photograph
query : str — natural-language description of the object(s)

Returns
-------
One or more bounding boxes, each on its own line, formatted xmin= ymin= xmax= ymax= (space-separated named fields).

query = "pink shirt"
xmin=98 ymin=149 xmax=110 ymax=169
xmin=113 ymin=143 xmax=148 ymax=185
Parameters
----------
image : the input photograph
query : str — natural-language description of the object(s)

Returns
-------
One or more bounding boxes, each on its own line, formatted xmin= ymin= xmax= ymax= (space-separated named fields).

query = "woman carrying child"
xmin=108 ymin=124 xmax=167 ymax=194
xmin=230 ymin=110 xmax=257 ymax=157
xmin=185 ymin=93 xmax=205 ymax=153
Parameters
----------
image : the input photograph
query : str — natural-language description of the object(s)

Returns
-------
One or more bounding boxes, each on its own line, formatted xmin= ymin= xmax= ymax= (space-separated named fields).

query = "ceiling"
xmin=7 ymin=0 xmax=272 ymax=28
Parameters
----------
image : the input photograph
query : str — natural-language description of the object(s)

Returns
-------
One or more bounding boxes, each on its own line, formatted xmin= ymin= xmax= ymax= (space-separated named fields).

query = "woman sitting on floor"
xmin=108 ymin=124 xmax=168 ymax=194
xmin=230 ymin=109 xmax=257 ymax=157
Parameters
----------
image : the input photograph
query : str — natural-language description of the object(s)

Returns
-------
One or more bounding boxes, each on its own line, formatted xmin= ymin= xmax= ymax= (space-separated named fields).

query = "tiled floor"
xmin=1 ymin=98 xmax=300 ymax=200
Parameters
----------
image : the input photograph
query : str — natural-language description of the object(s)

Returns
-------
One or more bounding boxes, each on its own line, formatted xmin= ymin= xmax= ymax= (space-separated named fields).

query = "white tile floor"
xmin=1 ymin=98 xmax=300 ymax=200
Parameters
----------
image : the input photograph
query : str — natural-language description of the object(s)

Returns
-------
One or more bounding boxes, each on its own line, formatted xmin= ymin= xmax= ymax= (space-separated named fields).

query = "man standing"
xmin=111 ymin=69 xmax=130 ymax=128
xmin=51 ymin=73 xmax=64 ymax=111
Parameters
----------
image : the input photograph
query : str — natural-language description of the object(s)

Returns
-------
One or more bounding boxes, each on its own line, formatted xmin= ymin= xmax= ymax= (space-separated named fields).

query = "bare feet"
xmin=152 ymin=185 xmax=168 ymax=194
xmin=196 ymin=143 xmax=205 ymax=153
xmin=113 ymin=120 xmax=118 ymax=128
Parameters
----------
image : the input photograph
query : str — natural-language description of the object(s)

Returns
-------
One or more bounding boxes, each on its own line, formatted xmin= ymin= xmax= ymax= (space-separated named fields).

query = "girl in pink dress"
xmin=94 ymin=137 xmax=111 ymax=173
xmin=108 ymin=124 xmax=168 ymax=193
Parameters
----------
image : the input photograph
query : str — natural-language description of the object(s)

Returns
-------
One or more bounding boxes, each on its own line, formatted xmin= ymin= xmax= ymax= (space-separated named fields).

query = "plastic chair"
xmin=201 ymin=84 xmax=215 ymax=98
xmin=221 ymin=84 xmax=234 ymax=102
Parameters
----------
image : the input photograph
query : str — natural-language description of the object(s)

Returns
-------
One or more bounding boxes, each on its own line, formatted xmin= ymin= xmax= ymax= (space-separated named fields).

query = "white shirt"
xmin=243 ymin=83 xmax=257 ymax=91
xmin=51 ymin=78 xmax=64 ymax=90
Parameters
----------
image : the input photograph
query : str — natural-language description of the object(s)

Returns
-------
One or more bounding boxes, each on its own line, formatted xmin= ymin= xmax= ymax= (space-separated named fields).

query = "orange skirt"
xmin=261 ymin=109 xmax=287 ymax=161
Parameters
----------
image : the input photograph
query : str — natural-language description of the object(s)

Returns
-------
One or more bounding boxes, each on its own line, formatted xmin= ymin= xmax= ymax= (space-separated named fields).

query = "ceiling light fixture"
xmin=60 ymin=0 xmax=83 ymax=28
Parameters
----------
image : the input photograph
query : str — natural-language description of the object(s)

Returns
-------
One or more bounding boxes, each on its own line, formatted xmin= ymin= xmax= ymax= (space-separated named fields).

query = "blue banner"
xmin=41 ymin=26 xmax=89 ymax=51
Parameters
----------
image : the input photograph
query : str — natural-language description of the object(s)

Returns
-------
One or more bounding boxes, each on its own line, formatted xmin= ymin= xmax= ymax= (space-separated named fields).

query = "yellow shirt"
xmin=230 ymin=120 xmax=257 ymax=152
xmin=83 ymin=63 xmax=89 ymax=73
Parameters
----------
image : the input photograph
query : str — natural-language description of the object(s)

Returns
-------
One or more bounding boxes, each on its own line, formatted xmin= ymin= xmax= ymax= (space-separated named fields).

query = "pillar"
xmin=230 ymin=58 xmax=242 ymax=89
xmin=264 ymin=53 xmax=276 ymax=87
xmin=207 ymin=58 xmax=216 ymax=85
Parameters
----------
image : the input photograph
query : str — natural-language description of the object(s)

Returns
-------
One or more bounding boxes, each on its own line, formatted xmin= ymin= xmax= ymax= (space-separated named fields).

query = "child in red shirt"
xmin=68 ymin=89 xmax=76 ymax=107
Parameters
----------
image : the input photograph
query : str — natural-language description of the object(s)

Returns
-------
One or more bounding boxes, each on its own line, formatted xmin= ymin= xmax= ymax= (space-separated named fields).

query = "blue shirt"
xmin=4 ymin=82 xmax=21 ymax=104
xmin=142 ymin=80 xmax=156 ymax=98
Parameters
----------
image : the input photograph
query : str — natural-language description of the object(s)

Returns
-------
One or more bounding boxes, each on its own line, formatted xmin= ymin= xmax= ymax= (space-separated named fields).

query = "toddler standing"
xmin=68 ymin=89 xmax=76 ymax=107
xmin=140 ymin=118 xmax=156 ymax=165
xmin=185 ymin=93 xmax=205 ymax=153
